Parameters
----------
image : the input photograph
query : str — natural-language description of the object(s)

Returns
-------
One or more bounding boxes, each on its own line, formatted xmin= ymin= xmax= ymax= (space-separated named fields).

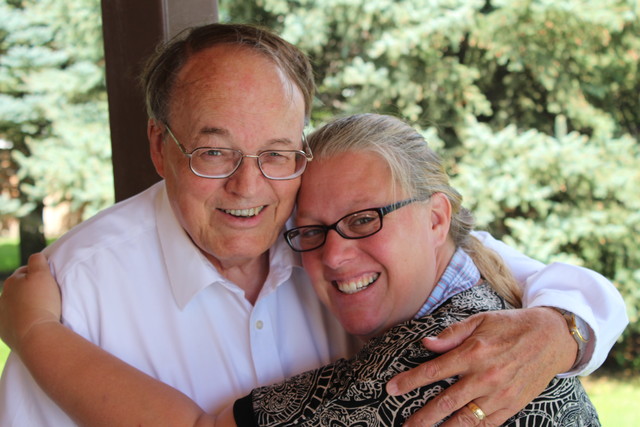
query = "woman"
xmin=0 ymin=114 xmax=599 ymax=426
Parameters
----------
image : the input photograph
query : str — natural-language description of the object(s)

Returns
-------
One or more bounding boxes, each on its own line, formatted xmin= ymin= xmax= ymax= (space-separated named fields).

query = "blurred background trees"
xmin=0 ymin=0 xmax=113 ymax=262
xmin=1 ymin=0 xmax=638 ymax=367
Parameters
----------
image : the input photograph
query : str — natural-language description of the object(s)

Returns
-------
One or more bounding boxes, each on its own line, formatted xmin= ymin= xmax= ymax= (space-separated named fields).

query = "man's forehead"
xmin=172 ymin=47 xmax=298 ymax=105
xmin=178 ymin=44 xmax=276 ymax=82
xmin=164 ymin=44 xmax=305 ymax=139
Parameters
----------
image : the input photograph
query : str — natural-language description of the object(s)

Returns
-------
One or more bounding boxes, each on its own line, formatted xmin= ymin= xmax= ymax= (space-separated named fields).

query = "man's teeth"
xmin=336 ymin=273 xmax=379 ymax=295
xmin=223 ymin=206 xmax=264 ymax=217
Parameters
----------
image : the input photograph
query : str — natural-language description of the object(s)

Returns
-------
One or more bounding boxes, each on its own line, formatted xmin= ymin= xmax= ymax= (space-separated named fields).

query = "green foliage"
xmin=227 ymin=0 xmax=638 ymax=140
xmin=223 ymin=0 xmax=640 ymax=367
xmin=0 ymin=340 xmax=8 ymax=370
xmin=583 ymin=375 xmax=640 ymax=425
xmin=450 ymin=116 xmax=640 ymax=358
xmin=0 ymin=0 xmax=113 ymax=230
xmin=0 ymin=237 xmax=19 ymax=273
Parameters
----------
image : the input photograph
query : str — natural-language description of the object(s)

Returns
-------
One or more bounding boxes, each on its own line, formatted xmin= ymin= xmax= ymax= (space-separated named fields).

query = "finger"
xmin=387 ymin=338 xmax=482 ymax=396
xmin=421 ymin=315 xmax=484 ymax=353
xmin=6 ymin=265 xmax=29 ymax=280
xmin=438 ymin=399 xmax=510 ymax=427
xmin=445 ymin=398 xmax=490 ymax=427
xmin=415 ymin=374 xmax=530 ymax=427
xmin=3 ymin=253 xmax=47 ymax=286
xmin=26 ymin=252 xmax=49 ymax=275
xmin=387 ymin=355 xmax=457 ymax=396
xmin=401 ymin=376 xmax=493 ymax=426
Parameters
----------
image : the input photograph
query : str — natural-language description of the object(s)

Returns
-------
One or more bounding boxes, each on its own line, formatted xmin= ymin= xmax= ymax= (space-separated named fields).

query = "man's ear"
xmin=148 ymin=119 xmax=166 ymax=178
xmin=429 ymin=192 xmax=452 ymax=246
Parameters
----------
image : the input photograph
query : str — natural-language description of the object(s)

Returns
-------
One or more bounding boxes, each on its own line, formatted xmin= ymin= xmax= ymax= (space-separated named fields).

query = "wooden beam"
xmin=101 ymin=0 xmax=218 ymax=202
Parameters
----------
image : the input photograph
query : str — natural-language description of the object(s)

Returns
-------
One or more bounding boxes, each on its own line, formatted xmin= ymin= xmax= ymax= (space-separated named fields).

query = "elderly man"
xmin=0 ymin=23 xmax=627 ymax=426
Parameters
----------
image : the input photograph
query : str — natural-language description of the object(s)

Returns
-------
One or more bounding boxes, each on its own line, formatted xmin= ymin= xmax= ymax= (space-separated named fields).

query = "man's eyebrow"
xmin=200 ymin=127 xmax=228 ymax=137
xmin=199 ymin=127 xmax=298 ymax=147
xmin=266 ymin=137 xmax=297 ymax=147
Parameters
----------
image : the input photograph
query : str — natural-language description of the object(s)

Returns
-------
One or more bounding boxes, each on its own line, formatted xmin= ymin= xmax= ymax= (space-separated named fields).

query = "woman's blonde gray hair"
xmin=307 ymin=113 xmax=522 ymax=307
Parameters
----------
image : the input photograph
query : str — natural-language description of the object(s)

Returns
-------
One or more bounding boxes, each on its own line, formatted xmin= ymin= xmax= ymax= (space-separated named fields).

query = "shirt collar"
xmin=155 ymin=183 xmax=300 ymax=309
xmin=415 ymin=247 xmax=481 ymax=318
xmin=256 ymin=229 xmax=302 ymax=300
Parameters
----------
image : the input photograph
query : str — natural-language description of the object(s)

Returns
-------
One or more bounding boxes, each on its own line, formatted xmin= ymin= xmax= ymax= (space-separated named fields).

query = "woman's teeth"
xmin=223 ymin=206 xmax=264 ymax=217
xmin=336 ymin=273 xmax=379 ymax=295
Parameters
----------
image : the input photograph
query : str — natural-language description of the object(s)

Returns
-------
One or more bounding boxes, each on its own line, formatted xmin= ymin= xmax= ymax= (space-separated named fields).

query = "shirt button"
xmin=255 ymin=320 xmax=264 ymax=330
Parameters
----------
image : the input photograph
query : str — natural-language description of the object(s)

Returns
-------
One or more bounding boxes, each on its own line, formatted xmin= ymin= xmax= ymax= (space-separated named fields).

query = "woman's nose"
xmin=321 ymin=230 xmax=357 ymax=270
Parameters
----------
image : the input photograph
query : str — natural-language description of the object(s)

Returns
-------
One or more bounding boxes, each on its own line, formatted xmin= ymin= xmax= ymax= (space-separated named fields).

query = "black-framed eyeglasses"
xmin=283 ymin=198 xmax=424 ymax=252
xmin=164 ymin=125 xmax=313 ymax=180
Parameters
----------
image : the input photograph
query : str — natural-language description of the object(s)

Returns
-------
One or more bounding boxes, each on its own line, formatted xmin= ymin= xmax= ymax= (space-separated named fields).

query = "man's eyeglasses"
xmin=283 ymin=198 xmax=424 ymax=252
xmin=164 ymin=125 xmax=313 ymax=180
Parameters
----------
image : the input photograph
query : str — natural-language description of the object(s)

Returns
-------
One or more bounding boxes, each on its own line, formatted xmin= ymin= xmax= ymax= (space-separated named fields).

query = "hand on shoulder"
xmin=0 ymin=253 xmax=62 ymax=354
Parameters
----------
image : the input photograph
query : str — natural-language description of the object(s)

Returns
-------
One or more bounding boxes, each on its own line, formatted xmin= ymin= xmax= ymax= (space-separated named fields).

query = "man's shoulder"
xmin=45 ymin=183 xmax=164 ymax=274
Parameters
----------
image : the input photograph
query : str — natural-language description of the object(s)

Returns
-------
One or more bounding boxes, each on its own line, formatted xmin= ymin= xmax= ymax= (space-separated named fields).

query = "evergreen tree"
xmin=0 ymin=0 xmax=112 ymax=262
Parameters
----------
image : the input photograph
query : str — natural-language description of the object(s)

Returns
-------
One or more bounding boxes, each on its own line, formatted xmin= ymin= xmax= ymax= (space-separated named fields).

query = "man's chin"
xmin=203 ymin=236 xmax=275 ymax=265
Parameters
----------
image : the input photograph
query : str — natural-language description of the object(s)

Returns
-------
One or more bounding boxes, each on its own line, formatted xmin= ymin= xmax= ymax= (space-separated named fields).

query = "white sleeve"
xmin=472 ymin=230 xmax=629 ymax=376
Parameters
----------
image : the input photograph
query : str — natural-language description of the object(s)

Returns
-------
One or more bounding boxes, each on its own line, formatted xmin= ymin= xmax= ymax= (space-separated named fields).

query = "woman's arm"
xmin=0 ymin=253 xmax=234 ymax=427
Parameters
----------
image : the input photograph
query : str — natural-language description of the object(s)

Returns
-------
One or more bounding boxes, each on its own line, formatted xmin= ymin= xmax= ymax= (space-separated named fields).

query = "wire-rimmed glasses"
xmin=284 ymin=198 xmax=424 ymax=252
xmin=164 ymin=125 xmax=313 ymax=180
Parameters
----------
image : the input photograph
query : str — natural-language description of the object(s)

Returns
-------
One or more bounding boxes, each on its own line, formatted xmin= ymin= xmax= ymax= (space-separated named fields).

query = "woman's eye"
xmin=351 ymin=215 xmax=376 ymax=227
xmin=355 ymin=216 xmax=374 ymax=225
xmin=300 ymin=227 xmax=323 ymax=239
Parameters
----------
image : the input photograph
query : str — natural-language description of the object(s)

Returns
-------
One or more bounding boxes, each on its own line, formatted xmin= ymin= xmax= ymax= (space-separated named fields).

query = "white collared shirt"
xmin=0 ymin=182 xmax=356 ymax=426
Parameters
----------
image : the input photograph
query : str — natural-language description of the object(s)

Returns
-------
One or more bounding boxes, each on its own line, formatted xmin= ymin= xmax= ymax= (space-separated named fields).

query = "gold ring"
xmin=466 ymin=401 xmax=486 ymax=421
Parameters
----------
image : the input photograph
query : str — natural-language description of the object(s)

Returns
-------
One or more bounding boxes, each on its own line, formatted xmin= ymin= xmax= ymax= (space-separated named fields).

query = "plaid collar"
xmin=415 ymin=247 xmax=481 ymax=318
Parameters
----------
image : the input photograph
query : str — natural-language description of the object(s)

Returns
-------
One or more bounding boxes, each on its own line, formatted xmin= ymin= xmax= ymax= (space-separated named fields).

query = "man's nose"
xmin=224 ymin=156 xmax=265 ymax=196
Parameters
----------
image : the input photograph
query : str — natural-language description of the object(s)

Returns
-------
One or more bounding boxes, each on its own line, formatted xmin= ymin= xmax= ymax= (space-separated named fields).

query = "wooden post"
xmin=100 ymin=0 xmax=218 ymax=202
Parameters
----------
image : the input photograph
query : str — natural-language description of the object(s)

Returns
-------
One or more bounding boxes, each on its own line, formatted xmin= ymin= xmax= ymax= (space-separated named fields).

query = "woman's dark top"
xmin=234 ymin=283 xmax=600 ymax=426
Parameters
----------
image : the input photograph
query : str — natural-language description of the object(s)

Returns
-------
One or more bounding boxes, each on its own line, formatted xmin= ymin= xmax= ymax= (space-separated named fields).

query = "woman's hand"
xmin=386 ymin=307 xmax=576 ymax=426
xmin=0 ymin=253 xmax=62 ymax=354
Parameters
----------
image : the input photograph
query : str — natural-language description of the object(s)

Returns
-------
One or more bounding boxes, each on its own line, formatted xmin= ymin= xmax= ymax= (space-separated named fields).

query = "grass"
xmin=0 ymin=341 xmax=8 ymax=367
xmin=583 ymin=373 xmax=640 ymax=426
xmin=0 ymin=236 xmax=17 ymax=368
xmin=0 ymin=236 xmax=19 ymax=376
xmin=0 ymin=237 xmax=20 ymax=273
